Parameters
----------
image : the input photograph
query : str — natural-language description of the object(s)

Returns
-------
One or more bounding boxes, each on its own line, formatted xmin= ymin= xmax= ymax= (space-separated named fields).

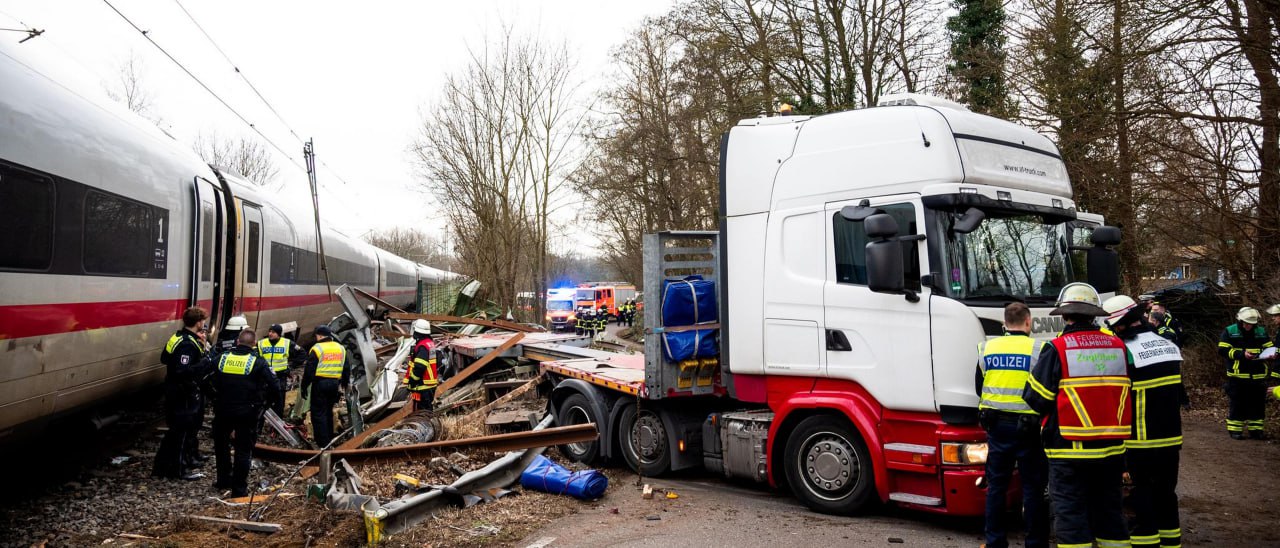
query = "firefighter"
xmin=153 ymin=306 xmax=210 ymax=481
xmin=574 ymin=307 xmax=587 ymax=336
xmin=1219 ymin=307 xmax=1272 ymax=439
xmin=1103 ymin=295 xmax=1185 ymax=548
xmin=1146 ymin=299 xmax=1182 ymax=346
xmin=594 ymin=307 xmax=606 ymax=337
xmin=1023 ymin=282 xmax=1132 ymax=548
xmin=975 ymin=302 xmax=1049 ymax=548
xmin=210 ymin=329 xmax=280 ymax=498
xmin=257 ymin=324 xmax=302 ymax=417
xmin=407 ymin=319 xmax=439 ymax=411
xmin=301 ymin=326 xmax=349 ymax=448
xmin=214 ymin=315 xmax=249 ymax=355
xmin=579 ymin=307 xmax=594 ymax=337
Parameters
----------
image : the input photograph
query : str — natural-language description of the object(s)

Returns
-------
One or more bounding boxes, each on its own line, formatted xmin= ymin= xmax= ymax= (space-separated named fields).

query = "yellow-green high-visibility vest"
xmin=312 ymin=341 xmax=346 ymax=379
xmin=257 ymin=338 xmax=291 ymax=373
xmin=218 ymin=353 xmax=256 ymax=376
xmin=977 ymin=335 xmax=1041 ymax=414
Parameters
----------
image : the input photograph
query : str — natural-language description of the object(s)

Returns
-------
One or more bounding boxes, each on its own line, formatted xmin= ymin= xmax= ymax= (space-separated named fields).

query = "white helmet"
xmin=1102 ymin=295 xmax=1138 ymax=327
xmin=225 ymin=315 xmax=249 ymax=331
xmin=1237 ymin=307 xmax=1261 ymax=325
xmin=1051 ymin=282 xmax=1107 ymax=317
xmin=412 ymin=319 xmax=431 ymax=335
xmin=1266 ymin=304 xmax=1280 ymax=316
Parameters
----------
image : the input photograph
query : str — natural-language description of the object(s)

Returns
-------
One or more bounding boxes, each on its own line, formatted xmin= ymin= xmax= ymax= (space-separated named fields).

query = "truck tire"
xmin=783 ymin=415 xmax=875 ymax=515
xmin=618 ymin=404 xmax=671 ymax=475
xmin=556 ymin=394 xmax=600 ymax=463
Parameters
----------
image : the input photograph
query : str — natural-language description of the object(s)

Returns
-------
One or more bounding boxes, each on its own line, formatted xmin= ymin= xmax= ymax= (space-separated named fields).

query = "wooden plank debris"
xmin=182 ymin=515 xmax=282 ymax=534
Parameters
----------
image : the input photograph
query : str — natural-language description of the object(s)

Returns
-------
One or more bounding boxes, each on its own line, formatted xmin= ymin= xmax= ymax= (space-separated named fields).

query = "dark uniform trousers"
xmin=272 ymin=370 xmax=290 ymax=418
xmin=1226 ymin=377 xmax=1266 ymax=433
xmin=154 ymin=387 xmax=202 ymax=477
xmin=310 ymin=379 xmax=341 ymax=447
xmin=1128 ymin=447 xmax=1182 ymax=547
xmin=1047 ymin=455 xmax=1129 ymax=548
xmin=213 ymin=408 xmax=258 ymax=492
xmin=983 ymin=413 xmax=1049 ymax=548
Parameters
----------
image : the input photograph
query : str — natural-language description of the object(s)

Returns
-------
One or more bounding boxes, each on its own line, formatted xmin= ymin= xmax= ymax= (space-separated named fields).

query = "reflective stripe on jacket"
xmin=218 ymin=353 xmax=256 ymax=376
xmin=1051 ymin=331 xmax=1132 ymax=441
xmin=312 ymin=341 xmax=346 ymax=379
xmin=977 ymin=335 xmax=1041 ymax=414
xmin=407 ymin=338 xmax=438 ymax=391
xmin=1124 ymin=331 xmax=1184 ymax=449
xmin=257 ymin=338 xmax=292 ymax=372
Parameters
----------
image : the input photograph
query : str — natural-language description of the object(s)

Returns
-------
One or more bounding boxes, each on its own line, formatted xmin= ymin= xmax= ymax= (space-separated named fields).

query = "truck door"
xmin=823 ymin=196 xmax=935 ymax=412
xmin=191 ymin=177 xmax=226 ymax=326
xmin=238 ymin=203 xmax=265 ymax=329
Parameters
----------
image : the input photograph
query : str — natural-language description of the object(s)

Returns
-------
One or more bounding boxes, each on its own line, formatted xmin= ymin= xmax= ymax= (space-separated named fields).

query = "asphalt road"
xmin=518 ymin=471 xmax=982 ymax=547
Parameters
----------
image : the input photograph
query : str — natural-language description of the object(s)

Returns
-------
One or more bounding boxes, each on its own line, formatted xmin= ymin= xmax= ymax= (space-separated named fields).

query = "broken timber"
xmin=388 ymin=312 xmax=538 ymax=333
xmin=254 ymin=422 xmax=598 ymax=466
xmin=437 ymin=332 xmax=526 ymax=397
xmin=183 ymin=515 xmax=282 ymax=534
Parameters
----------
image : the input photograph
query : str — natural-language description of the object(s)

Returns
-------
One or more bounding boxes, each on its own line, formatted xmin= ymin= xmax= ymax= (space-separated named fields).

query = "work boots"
xmin=1231 ymin=431 xmax=1246 ymax=440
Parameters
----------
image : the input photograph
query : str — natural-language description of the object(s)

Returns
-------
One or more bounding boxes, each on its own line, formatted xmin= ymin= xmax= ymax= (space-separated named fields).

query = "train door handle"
xmin=826 ymin=329 xmax=853 ymax=352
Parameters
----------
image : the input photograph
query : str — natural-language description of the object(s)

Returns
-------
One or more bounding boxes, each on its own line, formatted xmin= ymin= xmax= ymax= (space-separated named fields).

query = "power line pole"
xmin=304 ymin=139 xmax=333 ymax=299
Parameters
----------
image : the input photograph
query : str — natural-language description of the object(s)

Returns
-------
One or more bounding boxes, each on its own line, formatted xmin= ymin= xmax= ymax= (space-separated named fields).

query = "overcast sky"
xmin=0 ymin=0 xmax=675 ymax=252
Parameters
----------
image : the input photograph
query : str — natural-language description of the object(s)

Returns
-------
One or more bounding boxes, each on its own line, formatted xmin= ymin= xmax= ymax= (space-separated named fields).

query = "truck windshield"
xmin=939 ymin=212 xmax=1072 ymax=303
xmin=547 ymin=300 xmax=574 ymax=311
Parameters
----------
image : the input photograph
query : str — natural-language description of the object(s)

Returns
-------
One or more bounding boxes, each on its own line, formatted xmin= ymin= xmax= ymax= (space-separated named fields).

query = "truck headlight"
xmin=941 ymin=442 xmax=988 ymax=465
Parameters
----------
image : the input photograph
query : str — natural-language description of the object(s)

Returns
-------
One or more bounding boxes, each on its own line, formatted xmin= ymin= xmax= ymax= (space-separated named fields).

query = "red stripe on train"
xmin=1 ymin=293 xmax=339 ymax=340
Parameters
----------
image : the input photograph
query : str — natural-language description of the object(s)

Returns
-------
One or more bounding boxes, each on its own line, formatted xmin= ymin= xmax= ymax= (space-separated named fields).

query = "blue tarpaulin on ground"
xmin=520 ymin=455 xmax=608 ymax=500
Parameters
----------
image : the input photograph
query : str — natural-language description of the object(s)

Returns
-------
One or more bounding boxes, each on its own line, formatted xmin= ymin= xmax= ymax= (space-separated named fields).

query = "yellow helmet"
xmin=1237 ymin=307 xmax=1261 ymax=325
xmin=1051 ymin=282 xmax=1107 ymax=317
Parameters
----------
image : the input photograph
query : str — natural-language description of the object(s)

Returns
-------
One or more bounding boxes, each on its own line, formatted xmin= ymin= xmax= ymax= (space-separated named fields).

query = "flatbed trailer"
xmin=540 ymin=95 xmax=1123 ymax=517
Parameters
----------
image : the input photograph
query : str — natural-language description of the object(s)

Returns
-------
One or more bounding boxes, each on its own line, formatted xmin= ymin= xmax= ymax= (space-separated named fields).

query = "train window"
xmin=83 ymin=190 xmax=156 ymax=277
xmin=246 ymin=221 xmax=260 ymax=283
xmin=200 ymin=201 xmax=214 ymax=282
xmin=0 ymin=166 xmax=55 ymax=270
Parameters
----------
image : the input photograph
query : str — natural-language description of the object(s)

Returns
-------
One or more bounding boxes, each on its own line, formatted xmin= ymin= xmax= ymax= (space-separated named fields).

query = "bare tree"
xmin=103 ymin=53 xmax=164 ymax=126
xmin=364 ymin=227 xmax=454 ymax=271
xmin=192 ymin=132 xmax=281 ymax=186
xmin=411 ymin=28 xmax=581 ymax=318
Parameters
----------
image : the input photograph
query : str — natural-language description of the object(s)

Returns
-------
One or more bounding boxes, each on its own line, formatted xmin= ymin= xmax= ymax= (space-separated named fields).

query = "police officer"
xmin=301 ymin=326 xmax=349 ymax=447
xmin=975 ymin=302 xmax=1049 ymax=548
xmin=211 ymin=329 xmax=279 ymax=497
xmin=153 ymin=306 xmax=210 ymax=481
xmin=257 ymin=324 xmax=302 ymax=417
xmin=1103 ymin=295 xmax=1185 ymax=548
xmin=1023 ymin=283 xmax=1132 ymax=548
xmin=1219 ymin=307 xmax=1273 ymax=439
xmin=407 ymin=319 xmax=440 ymax=411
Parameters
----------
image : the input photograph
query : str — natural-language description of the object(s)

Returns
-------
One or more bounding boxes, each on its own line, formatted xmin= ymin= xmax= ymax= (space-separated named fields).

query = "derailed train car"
xmin=0 ymin=44 xmax=455 ymax=438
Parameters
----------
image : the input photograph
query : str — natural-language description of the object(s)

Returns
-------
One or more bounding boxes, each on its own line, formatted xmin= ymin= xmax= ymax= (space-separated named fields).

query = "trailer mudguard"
xmin=550 ymin=378 xmax=616 ymax=457
xmin=763 ymin=376 xmax=890 ymax=503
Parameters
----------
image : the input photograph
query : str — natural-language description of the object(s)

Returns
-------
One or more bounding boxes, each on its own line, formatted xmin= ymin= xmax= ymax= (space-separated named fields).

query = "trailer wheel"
xmin=556 ymin=394 xmax=600 ymax=463
xmin=618 ymin=404 xmax=671 ymax=475
xmin=783 ymin=415 xmax=875 ymax=515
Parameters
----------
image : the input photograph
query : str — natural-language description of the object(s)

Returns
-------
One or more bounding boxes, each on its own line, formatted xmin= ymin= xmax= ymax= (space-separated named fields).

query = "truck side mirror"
xmin=864 ymin=213 xmax=906 ymax=294
xmin=1087 ymin=225 xmax=1122 ymax=293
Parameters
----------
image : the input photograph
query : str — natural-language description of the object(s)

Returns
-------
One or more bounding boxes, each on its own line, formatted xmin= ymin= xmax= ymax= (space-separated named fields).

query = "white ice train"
xmin=0 ymin=45 xmax=454 ymax=438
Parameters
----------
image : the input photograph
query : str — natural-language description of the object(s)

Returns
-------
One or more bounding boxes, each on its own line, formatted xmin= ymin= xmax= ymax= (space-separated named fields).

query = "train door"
xmin=239 ymin=203 xmax=265 ymax=329
xmin=192 ymin=177 xmax=226 ymax=327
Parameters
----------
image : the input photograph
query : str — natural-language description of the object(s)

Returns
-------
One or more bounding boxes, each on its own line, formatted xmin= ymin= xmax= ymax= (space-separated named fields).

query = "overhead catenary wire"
xmin=167 ymin=0 xmax=352 ymax=187
xmin=100 ymin=0 xmax=306 ymax=172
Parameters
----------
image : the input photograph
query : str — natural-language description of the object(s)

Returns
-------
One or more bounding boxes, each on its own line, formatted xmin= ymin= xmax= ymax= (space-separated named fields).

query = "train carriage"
xmin=0 ymin=44 xmax=453 ymax=438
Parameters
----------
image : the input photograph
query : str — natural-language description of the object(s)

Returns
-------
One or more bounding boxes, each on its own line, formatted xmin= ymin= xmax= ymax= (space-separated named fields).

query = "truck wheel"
xmin=783 ymin=415 xmax=875 ymax=515
xmin=556 ymin=394 xmax=600 ymax=463
xmin=618 ymin=404 xmax=671 ymax=475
